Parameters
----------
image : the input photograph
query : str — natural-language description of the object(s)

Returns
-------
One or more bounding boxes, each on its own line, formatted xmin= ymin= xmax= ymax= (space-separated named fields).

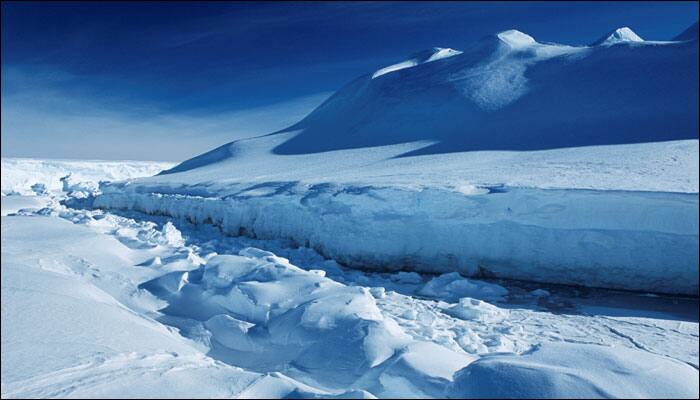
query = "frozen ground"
xmin=1 ymin=160 xmax=698 ymax=398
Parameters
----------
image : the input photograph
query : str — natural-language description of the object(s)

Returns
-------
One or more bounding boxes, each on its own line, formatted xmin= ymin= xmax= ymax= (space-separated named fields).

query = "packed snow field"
xmin=1 ymin=159 xmax=698 ymax=398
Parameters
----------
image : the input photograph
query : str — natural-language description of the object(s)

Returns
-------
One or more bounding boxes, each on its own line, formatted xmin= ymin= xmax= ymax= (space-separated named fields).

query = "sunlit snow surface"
xmin=1 ymin=159 xmax=698 ymax=398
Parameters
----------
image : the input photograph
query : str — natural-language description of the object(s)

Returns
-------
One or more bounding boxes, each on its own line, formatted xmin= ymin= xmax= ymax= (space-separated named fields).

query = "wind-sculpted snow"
xmin=139 ymin=249 xmax=480 ymax=395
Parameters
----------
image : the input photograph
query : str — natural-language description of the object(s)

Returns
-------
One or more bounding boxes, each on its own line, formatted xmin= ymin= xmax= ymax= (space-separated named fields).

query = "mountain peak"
xmin=593 ymin=27 xmax=643 ymax=46
xmin=496 ymin=30 xmax=537 ymax=48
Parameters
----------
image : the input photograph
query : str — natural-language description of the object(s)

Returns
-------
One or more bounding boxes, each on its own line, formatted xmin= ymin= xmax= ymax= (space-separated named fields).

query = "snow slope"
xmin=1 ymin=216 xmax=264 ymax=398
xmin=674 ymin=21 xmax=699 ymax=41
xmin=92 ymin=25 xmax=699 ymax=295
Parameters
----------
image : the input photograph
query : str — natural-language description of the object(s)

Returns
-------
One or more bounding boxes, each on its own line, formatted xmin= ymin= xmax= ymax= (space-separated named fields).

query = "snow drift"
xmin=93 ymin=25 xmax=699 ymax=295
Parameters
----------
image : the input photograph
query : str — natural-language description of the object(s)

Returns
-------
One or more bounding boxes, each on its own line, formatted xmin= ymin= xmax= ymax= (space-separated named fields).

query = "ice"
xmin=29 ymin=183 xmax=47 ymax=195
xmin=530 ymin=288 xmax=551 ymax=297
xmin=419 ymin=272 xmax=508 ymax=302
xmin=496 ymin=29 xmax=537 ymax=48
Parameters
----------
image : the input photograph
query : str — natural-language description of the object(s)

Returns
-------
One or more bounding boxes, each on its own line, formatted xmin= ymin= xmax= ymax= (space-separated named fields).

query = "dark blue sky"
xmin=2 ymin=1 xmax=698 ymax=160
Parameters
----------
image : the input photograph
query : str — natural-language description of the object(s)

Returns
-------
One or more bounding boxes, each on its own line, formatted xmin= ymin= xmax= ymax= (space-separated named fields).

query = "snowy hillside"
xmin=268 ymin=27 xmax=697 ymax=156
xmin=93 ymin=25 xmax=700 ymax=295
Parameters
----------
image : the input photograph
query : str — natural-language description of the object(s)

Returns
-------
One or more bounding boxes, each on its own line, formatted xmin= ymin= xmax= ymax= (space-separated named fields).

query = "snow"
xmin=1 ymin=157 xmax=174 ymax=195
xmin=272 ymin=26 xmax=697 ymax=155
xmin=86 ymin=25 xmax=698 ymax=295
xmin=444 ymin=298 xmax=508 ymax=323
xmin=419 ymin=273 xmax=508 ymax=303
xmin=674 ymin=21 xmax=699 ymax=42
xmin=496 ymin=29 xmax=537 ymax=48
xmin=2 ymin=156 xmax=698 ymax=397
xmin=0 ymin=216 xmax=263 ymax=398
xmin=592 ymin=27 xmax=644 ymax=46
xmin=92 ymin=149 xmax=699 ymax=294
xmin=448 ymin=342 xmax=699 ymax=398
xmin=371 ymin=47 xmax=462 ymax=79
xmin=3 ymin=22 xmax=699 ymax=397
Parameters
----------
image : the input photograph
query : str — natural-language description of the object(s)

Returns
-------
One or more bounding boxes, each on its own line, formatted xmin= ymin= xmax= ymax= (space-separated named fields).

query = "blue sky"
xmin=2 ymin=1 xmax=698 ymax=161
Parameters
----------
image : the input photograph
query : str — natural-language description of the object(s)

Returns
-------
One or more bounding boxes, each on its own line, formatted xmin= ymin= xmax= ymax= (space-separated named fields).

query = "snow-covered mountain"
xmin=94 ymin=24 xmax=699 ymax=295
xmin=265 ymin=26 xmax=697 ymax=157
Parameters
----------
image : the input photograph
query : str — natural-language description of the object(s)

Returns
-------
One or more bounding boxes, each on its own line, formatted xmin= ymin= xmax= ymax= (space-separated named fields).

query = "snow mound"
xmin=447 ymin=342 xmax=699 ymax=398
xmin=139 ymin=247 xmax=476 ymax=394
xmin=592 ymin=27 xmax=644 ymax=46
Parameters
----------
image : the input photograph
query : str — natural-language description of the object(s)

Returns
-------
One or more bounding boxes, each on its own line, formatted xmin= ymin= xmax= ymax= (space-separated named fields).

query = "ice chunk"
xmin=419 ymin=272 xmax=508 ymax=302
xmin=443 ymin=297 xmax=508 ymax=323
